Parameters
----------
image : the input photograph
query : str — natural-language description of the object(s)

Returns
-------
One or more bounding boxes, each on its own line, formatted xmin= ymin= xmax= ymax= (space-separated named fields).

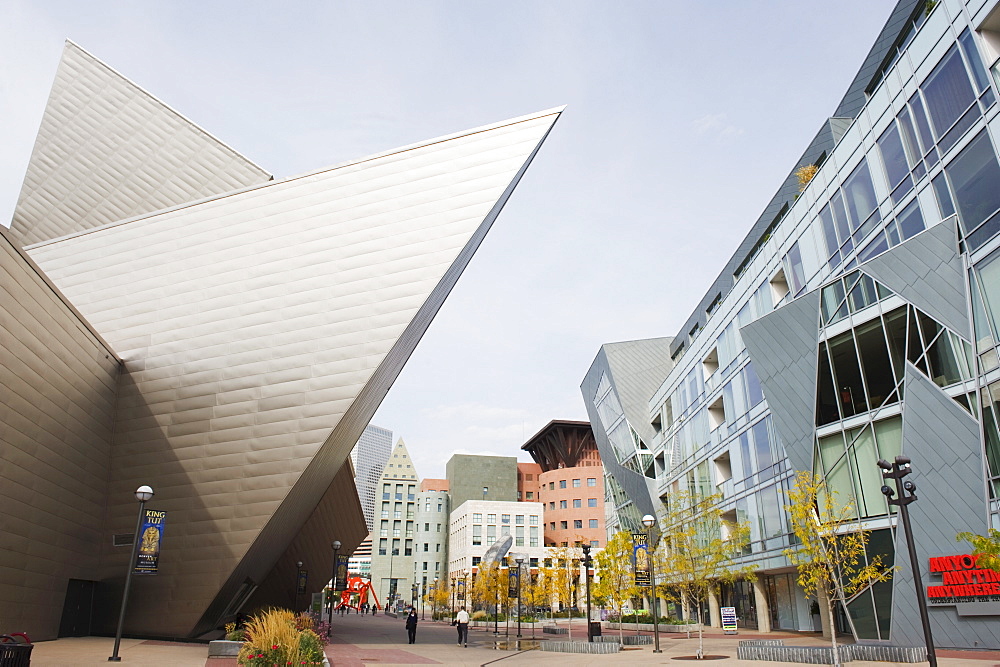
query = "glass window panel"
xmin=858 ymin=232 xmax=888 ymax=262
xmin=818 ymin=432 xmax=846 ymax=477
xmin=758 ymin=483 xmax=785 ymax=545
xmin=883 ymin=308 xmax=907 ymax=380
xmin=945 ymin=130 xmax=1000 ymax=235
xmin=784 ymin=242 xmax=806 ymax=295
xmin=891 ymin=175 xmax=914 ymax=205
xmin=855 ymin=319 xmax=896 ymax=409
xmin=907 ymin=308 xmax=924 ymax=364
xmin=887 ymin=220 xmax=902 ymax=246
xmin=873 ymin=416 xmax=902 ymax=463
xmin=828 ymin=330 xmax=868 ymax=417
xmin=753 ymin=418 xmax=774 ymax=479
xmin=739 ymin=431 xmax=754 ymax=481
xmin=825 ymin=457 xmax=858 ymax=519
xmin=816 ymin=343 xmax=841 ymax=426
xmin=848 ymin=273 xmax=879 ymax=312
xmin=846 ymin=590 xmax=880 ymax=641
xmin=959 ymin=29 xmax=991 ymax=94
xmin=970 ymin=270 xmax=996 ymax=354
xmin=745 ymin=361 xmax=764 ymax=407
xmin=938 ymin=104 xmax=980 ymax=154
xmin=897 ymin=107 xmax=922 ymax=164
xmin=832 ymin=191 xmax=852 ymax=243
xmin=916 ymin=309 xmax=943 ymax=351
xmin=821 ymin=279 xmax=847 ymax=324
xmin=921 ymin=45 xmax=976 ymax=138
xmin=896 ymin=199 xmax=924 ymax=240
xmin=981 ymin=386 xmax=1000 ymax=477
xmin=848 ymin=425 xmax=885 ymax=518
xmin=878 ymin=123 xmax=910 ymax=189
xmin=843 ymin=160 xmax=879 ymax=231
xmin=819 ymin=204 xmax=840 ymax=262
xmin=932 ymin=173 xmax=956 ymax=219
xmin=926 ymin=330 xmax=965 ymax=386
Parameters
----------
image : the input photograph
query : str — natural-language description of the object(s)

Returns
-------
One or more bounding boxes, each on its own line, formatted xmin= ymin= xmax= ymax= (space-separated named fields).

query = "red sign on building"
xmin=926 ymin=554 xmax=1000 ymax=603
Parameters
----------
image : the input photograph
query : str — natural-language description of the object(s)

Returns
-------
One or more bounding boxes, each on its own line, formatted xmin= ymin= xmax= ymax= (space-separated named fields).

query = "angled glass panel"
xmin=816 ymin=343 xmax=840 ymax=426
xmin=921 ymin=45 xmax=976 ymax=139
xmin=877 ymin=122 xmax=910 ymax=191
xmin=945 ymin=130 xmax=1000 ymax=238
xmin=828 ymin=330 xmax=868 ymax=418
xmin=843 ymin=160 xmax=879 ymax=232
xmin=883 ymin=308 xmax=907 ymax=381
xmin=855 ymin=319 xmax=896 ymax=409
xmin=821 ymin=279 xmax=847 ymax=324
xmin=895 ymin=199 xmax=925 ymax=241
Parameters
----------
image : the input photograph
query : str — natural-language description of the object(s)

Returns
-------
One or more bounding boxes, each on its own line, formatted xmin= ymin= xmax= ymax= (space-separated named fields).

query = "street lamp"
xmin=515 ymin=557 xmax=524 ymax=638
xmin=295 ymin=561 xmax=303 ymax=612
xmin=411 ymin=582 xmax=418 ymax=610
xmin=421 ymin=582 xmax=425 ymax=620
xmin=109 ymin=485 xmax=154 ymax=662
xmin=641 ymin=514 xmax=662 ymax=654
xmin=328 ymin=539 xmax=341 ymax=635
xmin=581 ymin=545 xmax=593 ymax=643
xmin=483 ymin=486 xmax=489 ymax=500
xmin=433 ymin=577 xmax=439 ymax=620
xmin=879 ymin=456 xmax=937 ymax=667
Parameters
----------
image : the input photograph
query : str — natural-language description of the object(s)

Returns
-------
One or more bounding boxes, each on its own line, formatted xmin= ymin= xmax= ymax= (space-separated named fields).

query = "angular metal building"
xmin=0 ymin=40 xmax=561 ymax=640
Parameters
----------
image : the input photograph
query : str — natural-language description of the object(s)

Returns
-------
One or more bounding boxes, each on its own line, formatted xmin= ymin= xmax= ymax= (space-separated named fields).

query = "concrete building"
xmin=370 ymin=439 xmax=420 ymax=608
xmin=586 ymin=0 xmax=1000 ymax=648
xmin=516 ymin=461 xmax=542 ymax=502
xmin=420 ymin=479 xmax=449 ymax=492
xmin=522 ymin=421 xmax=606 ymax=548
xmin=0 ymin=40 xmax=560 ymax=640
xmin=445 ymin=454 xmax=518 ymax=507
xmin=347 ymin=535 xmax=373 ymax=580
xmin=350 ymin=425 xmax=393 ymax=532
xmin=412 ymin=489 xmax=450 ymax=605
xmin=447 ymin=500 xmax=545 ymax=591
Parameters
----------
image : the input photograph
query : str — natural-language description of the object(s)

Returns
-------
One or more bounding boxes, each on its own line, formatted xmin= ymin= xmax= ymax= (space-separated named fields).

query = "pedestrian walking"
xmin=455 ymin=607 xmax=470 ymax=647
xmin=405 ymin=609 xmax=418 ymax=644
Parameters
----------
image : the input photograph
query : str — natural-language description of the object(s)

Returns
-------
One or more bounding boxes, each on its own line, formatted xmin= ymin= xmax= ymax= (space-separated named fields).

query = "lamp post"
xmin=483 ymin=486 xmax=488 ymax=500
xmin=582 ymin=544 xmax=593 ymax=642
xmin=328 ymin=539 xmax=341 ymax=635
xmin=294 ymin=561 xmax=303 ymax=612
xmin=879 ymin=456 xmax=937 ymax=667
xmin=434 ymin=577 xmax=439 ymax=620
xmin=109 ymin=485 xmax=154 ymax=662
xmin=515 ymin=557 xmax=524 ymax=638
xmin=421 ymin=582 xmax=425 ymax=620
xmin=641 ymin=514 xmax=662 ymax=654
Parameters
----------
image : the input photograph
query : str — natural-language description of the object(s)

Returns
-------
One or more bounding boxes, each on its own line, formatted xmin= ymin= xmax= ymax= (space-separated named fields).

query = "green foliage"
xmin=236 ymin=607 xmax=326 ymax=666
xmin=956 ymin=528 xmax=1000 ymax=571
xmin=784 ymin=471 xmax=893 ymax=666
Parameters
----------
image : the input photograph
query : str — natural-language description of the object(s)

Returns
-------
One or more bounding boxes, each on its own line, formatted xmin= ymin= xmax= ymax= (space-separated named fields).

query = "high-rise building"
xmin=586 ymin=0 xmax=1000 ymax=649
xmin=369 ymin=439 xmax=420 ymax=608
xmin=521 ymin=420 xmax=606 ymax=548
xmin=0 ymin=40 xmax=560 ymax=640
xmin=350 ymin=425 xmax=393 ymax=531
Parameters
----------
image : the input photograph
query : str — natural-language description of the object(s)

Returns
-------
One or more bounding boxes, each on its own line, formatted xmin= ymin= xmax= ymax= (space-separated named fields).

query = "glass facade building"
xmin=590 ymin=0 xmax=1000 ymax=649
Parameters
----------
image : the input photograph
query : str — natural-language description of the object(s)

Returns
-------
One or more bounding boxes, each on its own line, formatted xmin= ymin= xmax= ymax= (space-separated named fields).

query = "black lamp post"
xmin=641 ymin=514 xmax=662 ymax=654
xmin=515 ymin=556 xmax=524 ymax=638
xmin=879 ymin=456 xmax=937 ymax=667
xmin=294 ymin=561 xmax=303 ymax=611
xmin=109 ymin=485 xmax=154 ymax=662
xmin=434 ymin=577 xmax=439 ymax=620
xmin=328 ymin=539 xmax=341 ymax=636
xmin=411 ymin=582 xmax=417 ymax=610
xmin=582 ymin=544 xmax=593 ymax=642
xmin=421 ymin=582 xmax=425 ymax=620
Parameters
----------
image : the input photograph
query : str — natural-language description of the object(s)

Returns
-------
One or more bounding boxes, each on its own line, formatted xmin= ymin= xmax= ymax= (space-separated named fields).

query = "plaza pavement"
xmin=25 ymin=611 xmax=1000 ymax=666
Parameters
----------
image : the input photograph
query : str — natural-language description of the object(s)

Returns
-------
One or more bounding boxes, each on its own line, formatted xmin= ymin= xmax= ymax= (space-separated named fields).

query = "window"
xmin=559 ymin=500 xmax=567 ymax=509
xmin=472 ymin=525 xmax=482 ymax=546
xmin=588 ymin=498 xmax=597 ymax=508
xmin=549 ymin=502 xmax=555 ymax=510
xmin=472 ymin=513 xmax=482 ymax=522
xmin=783 ymin=242 xmax=806 ymax=295
xmin=526 ymin=492 xmax=534 ymax=499
xmin=502 ymin=514 xmax=510 ymax=524
xmin=945 ymin=130 xmax=1000 ymax=249
xmin=922 ymin=45 xmax=977 ymax=146
xmin=436 ymin=543 xmax=440 ymax=552
xmin=437 ymin=503 xmax=442 ymax=512
xmin=424 ymin=501 xmax=430 ymax=512
xmin=591 ymin=540 xmax=600 ymax=548
xmin=487 ymin=514 xmax=496 ymax=524
xmin=550 ymin=522 xmax=556 ymax=530
xmin=472 ymin=557 xmax=481 ymax=566
xmin=574 ymin=520 xmax=583 ymax=529
xmin=589 ymin=519 xmax=599 ymax=529
xmin=487 ymin=524 xmax=496 ymax=541
xmin=515 ymin=515 xmax=524 ymax=524
xmin=436 ymin=524 xmax=441 ymax=532
xmin=529 ymin=515 xmax=538 ymax=525
xmin=423 ymin=561 xmax=428 ymax=571
xmin=560 ymin=521 xmax=568 ymax=530
xmin=559 ymin=480 xmax=567 ymax=489
xmin=549 ymin=482 xmax=555 ymax=490
xmin=573 ymin=499 xmax=582 ymax=509
xmin=572 ymin=479 xmax=581 ymax=488
xmin=424 ymin=543 xmax=429 ymax=552
xmin=587 ymin=478 xmax=597 ymax=487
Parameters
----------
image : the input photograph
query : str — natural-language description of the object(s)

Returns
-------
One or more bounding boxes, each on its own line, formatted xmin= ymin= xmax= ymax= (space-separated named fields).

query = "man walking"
xmin=455 ymin=607 xmax=470 ymax=647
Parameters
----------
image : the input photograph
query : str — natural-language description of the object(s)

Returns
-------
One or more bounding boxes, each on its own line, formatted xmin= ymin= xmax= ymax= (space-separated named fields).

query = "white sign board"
xmin=721 ymin=606 xmax=738 ymax=634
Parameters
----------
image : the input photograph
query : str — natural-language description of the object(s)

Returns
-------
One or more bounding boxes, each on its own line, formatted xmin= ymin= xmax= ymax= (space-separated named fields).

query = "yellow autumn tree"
xmin=956 ymin=528 xmax=1000 ymax=572
xmin=592 ymin=531 xmax=641 ymax=640
xmin=471 ymin=561 xmax=507 ymax=619
xmin=785 ymin=471 xmax=893 ymax=667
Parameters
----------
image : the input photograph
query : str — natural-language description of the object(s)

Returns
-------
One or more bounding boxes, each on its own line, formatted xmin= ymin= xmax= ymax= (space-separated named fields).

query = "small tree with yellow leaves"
xmin=593 ymin=531 xmax=641 ymax=640
xmin=795 ymin=164 xmax=818 ymax=191
xmin=785 ymin=471 xmax=893 ymax=667
xmin=956 ymin=528 xmax=1000 ymax=571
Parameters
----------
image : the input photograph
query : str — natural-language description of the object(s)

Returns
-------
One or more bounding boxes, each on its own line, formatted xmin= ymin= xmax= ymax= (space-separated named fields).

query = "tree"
xmin=956 ymin=529 xmax=1000 ymax=572
xmin=785 ymin=471 xmax=892 ymax=667
xmin=593 ymin=531 xmax=641 ymax=640
xmin=427 ymin=581 xmax=449 ymax=619
xmin=658 ymin=489 xmax=754 ymax=659
xmin=471 ymin=562 xmax=507 ymax=619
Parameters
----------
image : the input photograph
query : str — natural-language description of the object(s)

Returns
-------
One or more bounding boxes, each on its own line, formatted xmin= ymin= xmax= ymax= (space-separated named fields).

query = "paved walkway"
xmin=24 ymin=613 xmax=1000 ymax=665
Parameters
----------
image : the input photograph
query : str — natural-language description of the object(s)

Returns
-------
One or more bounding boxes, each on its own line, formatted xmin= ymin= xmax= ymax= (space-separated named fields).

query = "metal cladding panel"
xmin=891 ymin=364 xmax=999 ymax=649
xmin=740 ymin=291 xmax=821 ymax=474
xmin=28 ymin=107 xmax=561 ymax=637
xmin=602 ymin=338 xmax=674 ymax=446
xmin=10 ymin=41 xmax=271 ymax=246
xmin=0 ymin=226 xmax=120 ymax=640
xmin=860 ymin=218 xmax=970 ymax=341
xmin=580 ymin=347 xmax=656 ymax=520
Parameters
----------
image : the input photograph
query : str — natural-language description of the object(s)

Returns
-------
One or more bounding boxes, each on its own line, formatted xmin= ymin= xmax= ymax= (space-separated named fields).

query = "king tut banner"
xmin=632 ymin=532 xmax=650 ymax=587
xmin=135 ymin=509 xmax=166 ymax=575
xmin=334 ymin=554 xmax=350 ymax=591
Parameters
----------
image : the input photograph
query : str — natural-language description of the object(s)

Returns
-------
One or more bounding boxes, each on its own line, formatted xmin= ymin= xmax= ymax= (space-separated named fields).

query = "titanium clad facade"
xmin=591 ymin=0 xmax=1000 ymax=648
xmin=0 ymin=225 xmax=121 ymax=639
xmin=11 ymin=41 xmax=271 ymax=246
xmin=2 ymin=41 xmax=562 ymax=640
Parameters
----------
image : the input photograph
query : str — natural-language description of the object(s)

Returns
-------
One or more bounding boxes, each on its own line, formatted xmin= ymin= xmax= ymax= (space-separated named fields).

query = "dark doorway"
xmin=58 ymin=579 xmax=97 ymax=637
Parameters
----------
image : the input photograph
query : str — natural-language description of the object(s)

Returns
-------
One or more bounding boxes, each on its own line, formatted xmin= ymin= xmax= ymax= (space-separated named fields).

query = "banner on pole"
xmin=297 ymin=568 xmax=308 ymax=594
xmin=334 ymin=554 xmax=350 ymax=591
xmin=508 ymin=568 xmax=519 ymax=598
xmin=134 ymin=509 xmax=166 ymax=575
xmin=632 ymin=532 xmax=650 ymax=587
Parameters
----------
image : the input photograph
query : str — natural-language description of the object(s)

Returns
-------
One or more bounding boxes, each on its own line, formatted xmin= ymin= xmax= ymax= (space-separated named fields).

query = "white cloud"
xmin=691 ymin=113 xmax=745 ymax=142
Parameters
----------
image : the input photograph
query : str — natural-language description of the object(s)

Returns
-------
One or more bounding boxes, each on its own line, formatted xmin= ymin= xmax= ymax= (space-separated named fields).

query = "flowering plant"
xmin=236 ymin=608 xmax=325 ymax=665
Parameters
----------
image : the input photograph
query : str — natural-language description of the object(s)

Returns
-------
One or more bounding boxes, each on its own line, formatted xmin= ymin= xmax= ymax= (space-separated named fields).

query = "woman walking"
xmin=405 ymin=609 xmax=418 ymax=644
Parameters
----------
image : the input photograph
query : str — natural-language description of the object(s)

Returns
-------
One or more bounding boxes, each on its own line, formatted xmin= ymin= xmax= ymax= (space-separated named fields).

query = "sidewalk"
xmin=24 ymin=613 xmax=1000 ymax=666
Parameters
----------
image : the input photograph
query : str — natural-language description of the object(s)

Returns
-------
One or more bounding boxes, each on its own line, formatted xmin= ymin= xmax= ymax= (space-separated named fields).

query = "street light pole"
xmin=109 ymin=485 xmax=154 ymax=662
xmin=879 ymin=456 xmax=937 ymax=667
xmin=642 ymin=514 xmax=662 ymax=654
xmin=582 ymin=544 xmax=593 ymax=642
xmin=328 ymin=539 xmax=341 ymax=636
xmin=421 ymin=582 xmax=425 ymax=620
xmin=515 ymin=557 xmax=524 ymax=638
xmin=294 ymin=561 xmax=303 ymax=612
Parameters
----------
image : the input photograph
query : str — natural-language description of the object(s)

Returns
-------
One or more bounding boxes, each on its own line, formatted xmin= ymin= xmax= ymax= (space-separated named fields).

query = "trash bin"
xmin=0 ymin=642 xmax=32 ymax=667
xmin=590 ymin=621 xmax=602 ymax=637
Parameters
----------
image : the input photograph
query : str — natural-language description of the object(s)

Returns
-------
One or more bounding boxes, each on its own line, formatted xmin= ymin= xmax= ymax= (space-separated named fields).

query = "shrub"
xmin=237 ymin=608 xmax=325 ymax=666
xmin=470 ymin=610 xmax=488 ymax=621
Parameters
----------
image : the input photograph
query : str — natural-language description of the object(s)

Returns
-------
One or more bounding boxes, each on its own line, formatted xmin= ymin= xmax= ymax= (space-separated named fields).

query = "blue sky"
xmin=0 ymin=1 xmax=895 ymax=478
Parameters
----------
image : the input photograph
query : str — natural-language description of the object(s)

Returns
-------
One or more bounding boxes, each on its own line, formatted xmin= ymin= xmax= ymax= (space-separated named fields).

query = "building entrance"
xmin=58 ymin=579 xmax=97 ymax=637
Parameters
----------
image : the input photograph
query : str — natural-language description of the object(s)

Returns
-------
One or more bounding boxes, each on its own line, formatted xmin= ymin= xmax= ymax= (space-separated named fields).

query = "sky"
xmin=0 ymin=1 xmax=895 ymax=479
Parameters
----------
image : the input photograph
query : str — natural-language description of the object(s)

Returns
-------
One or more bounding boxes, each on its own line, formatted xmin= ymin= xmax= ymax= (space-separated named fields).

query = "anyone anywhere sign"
xmin=135 ymin=509 xmax=166 ymax=574
xmin=926 ymin=554 xmax=1000 ymax=604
